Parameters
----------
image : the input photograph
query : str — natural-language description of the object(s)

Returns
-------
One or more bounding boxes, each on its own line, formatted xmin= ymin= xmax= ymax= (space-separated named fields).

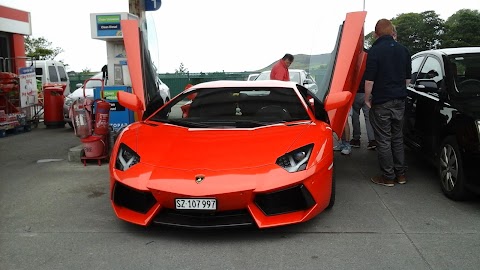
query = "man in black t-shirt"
xmin=364 ymin=19 xmax=412 ymax=187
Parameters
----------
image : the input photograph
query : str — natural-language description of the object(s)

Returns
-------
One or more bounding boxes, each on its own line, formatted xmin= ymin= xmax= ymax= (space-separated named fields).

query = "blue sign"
xmin=96 ymin=15 xmax=122 ymax=37
xmin=19 ymin=66 xmax=35 ymax=75
xmin=145 ymin=0 xmax=161 ymax=11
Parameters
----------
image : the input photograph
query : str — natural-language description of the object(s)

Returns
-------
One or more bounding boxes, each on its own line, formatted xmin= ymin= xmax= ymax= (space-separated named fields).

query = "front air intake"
xmin=254 ymin=184 xmax=315 ymax=216
xmin=112 ymin=181 xmax=156 ymax=214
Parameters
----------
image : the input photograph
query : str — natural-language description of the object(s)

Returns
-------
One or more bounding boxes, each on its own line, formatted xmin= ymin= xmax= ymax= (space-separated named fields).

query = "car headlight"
xmin=64 ymin=97 xmax=74 ymax=107
xmin=115 ymin=143 xmax=140 ymax=171
xmin=276 ymin=144 xmax=313 ymax=172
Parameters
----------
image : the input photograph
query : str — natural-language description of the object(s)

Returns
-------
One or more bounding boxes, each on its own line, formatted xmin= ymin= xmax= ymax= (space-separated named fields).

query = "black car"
xmin=404 ymin=47 xmax=480 ymax=200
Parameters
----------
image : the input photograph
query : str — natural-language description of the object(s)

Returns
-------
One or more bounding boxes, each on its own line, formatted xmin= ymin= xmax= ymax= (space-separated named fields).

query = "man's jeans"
xmin=369 ymin=99 xmax=406 ymax=180
xmin=352 ymin=93 xmax=375 ymax=141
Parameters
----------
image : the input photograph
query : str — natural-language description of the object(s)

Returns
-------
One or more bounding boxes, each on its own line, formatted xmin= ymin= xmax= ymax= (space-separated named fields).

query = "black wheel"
xmin=438 ymin=136 xmax=470 ymax=200
xmin=326 ymin=164 xmax=336 ymax=209
xmin=67 ymin=122 xmax=73 ymax=128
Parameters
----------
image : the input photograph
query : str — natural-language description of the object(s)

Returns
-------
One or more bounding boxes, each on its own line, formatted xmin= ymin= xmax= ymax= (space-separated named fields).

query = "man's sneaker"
xmin=367 ymin=140 xmax=377 ymax=150
xmin=341 ymin=144 xmax=352 ymax=155
xmin=333 ymin=143 xmax=345 ymax=151
xmin=371 ymin=175 xmax=394 ymax=187
xmin=350 ymin=139 xmax=361 ymax=148
xmin=396 ymin=175 xmax=407 ymax=184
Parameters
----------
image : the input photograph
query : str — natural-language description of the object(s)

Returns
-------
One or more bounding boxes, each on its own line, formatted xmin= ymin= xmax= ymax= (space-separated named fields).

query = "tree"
xmin=442 ymin=9 xmax=480 ymax=48
xmin=392 ymin=11 xmax=445 ymax=55
xmin=175 ymin=62 xmax=188 ymax=74
xmin=364 ymin=31 xmax=375 ymax=49
xmin=24 ymin=36 xmax=64 ymax=60
xmin=81 ymin=68 xmax=91 ymax=74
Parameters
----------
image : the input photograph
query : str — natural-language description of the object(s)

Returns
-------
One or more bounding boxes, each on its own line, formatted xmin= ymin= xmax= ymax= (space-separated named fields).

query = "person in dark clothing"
xmin=364 ymin=19 xmax=412 ymax=187
xmin=270 ymin=54 xmax=294 ymax=81
xmin=350 ymin=69 xmax=376 ymax=150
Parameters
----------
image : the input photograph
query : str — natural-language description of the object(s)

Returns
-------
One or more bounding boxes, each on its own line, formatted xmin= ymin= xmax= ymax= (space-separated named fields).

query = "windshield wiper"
xmin=233 ymin=119 xmax=286 ymax=127
xmin=155 ymin=119 xmax=211 ymax=128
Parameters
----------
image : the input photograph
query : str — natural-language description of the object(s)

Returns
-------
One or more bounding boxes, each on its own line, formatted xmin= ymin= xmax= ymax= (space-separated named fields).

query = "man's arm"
xmin=364 ymin=80 xmax=374 ymax=108
xmin=405 ymin=49 xmax=412 ymax=87
xmin=363 ymin=49 xmax=377 ymax=108
xmin=270 ymin=68 xmax=277 ymax=80
xmin=405 ymin=79 xmax=411 ymax=87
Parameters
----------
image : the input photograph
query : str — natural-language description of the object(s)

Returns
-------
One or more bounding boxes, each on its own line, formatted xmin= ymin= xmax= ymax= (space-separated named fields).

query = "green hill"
xmin=258 ymin=53 xmax=331 ymax=72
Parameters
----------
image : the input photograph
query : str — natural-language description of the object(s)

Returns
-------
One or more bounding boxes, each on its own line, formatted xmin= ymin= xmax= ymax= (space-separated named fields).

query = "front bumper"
xmin=110 ymin=161 xmax=333 ymax=229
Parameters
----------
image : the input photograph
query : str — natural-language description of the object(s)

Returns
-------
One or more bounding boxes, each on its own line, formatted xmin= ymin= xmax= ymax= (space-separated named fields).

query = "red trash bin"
xmin=43 ymin=86 xmax=65 ymax=128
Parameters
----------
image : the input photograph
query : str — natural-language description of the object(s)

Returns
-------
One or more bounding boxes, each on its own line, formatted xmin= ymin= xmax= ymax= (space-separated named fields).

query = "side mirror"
xmin=76 ymin=83 xmax=83 ymax=88
xmin=117 ymin=91 xmax=144 ymax=115
xmin=415 ymin=79 xmax=439 ymax=92
xmin=324 ymin=91 xmax=352 ymax=111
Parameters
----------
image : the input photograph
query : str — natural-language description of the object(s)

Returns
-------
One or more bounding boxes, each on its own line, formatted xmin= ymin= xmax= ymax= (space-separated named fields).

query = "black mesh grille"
xmin=153 ymin=209 xmax=254 ymax=228
xmin=112 ymin=182 xmax=156 ymax=214
xmin=254 ymin=184 xmax=315 ymax=215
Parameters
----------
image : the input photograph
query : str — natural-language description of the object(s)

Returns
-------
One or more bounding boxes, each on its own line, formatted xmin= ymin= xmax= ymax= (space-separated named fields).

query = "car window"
xmin=410 ymin=55 xmax=425 ymax=82
xmin=449 ymin=53 xmax=480 ymax=95
xmin=35 ymin=68 xmax=43 ymax=76
xmin=289 ymin=72 xmax=301 ymax=83
xmin=417 ymin=57 xmax=443 ymax=89
xmin=150 ymin=87 xmax=310 ymax=127
xmin=255 ymin=72 xmax=270 ymax=80
xmin=48 ymin=66 xmax=59 ymax=82
xmin=57 ymin=66 xmax=68 ymax=82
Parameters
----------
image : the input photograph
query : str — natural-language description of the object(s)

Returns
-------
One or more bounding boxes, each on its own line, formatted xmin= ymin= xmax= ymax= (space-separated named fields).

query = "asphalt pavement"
xmin=1 ymin=121 xmax=480 ymax=270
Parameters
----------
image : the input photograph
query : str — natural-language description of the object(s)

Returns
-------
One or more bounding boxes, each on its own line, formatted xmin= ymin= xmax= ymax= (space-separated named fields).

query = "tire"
xmin=67 ymin=122 xmax=73 ymax=128
xmin=326 ymin=164 xmax=336 ymax=209
xmin=438 ymin=136 xmax=470 ymax=201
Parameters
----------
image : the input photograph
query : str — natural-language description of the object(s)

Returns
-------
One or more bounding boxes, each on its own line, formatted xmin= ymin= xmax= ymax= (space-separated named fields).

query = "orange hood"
xmin=136 ymin=123 xmax=313 ymax=170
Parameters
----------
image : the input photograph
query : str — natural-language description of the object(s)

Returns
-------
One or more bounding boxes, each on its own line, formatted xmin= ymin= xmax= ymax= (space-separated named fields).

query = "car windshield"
xmin=450 ymin=53 xmax=480 ymax=96
xmin=149 ymin=87 xmax=311 ymax=128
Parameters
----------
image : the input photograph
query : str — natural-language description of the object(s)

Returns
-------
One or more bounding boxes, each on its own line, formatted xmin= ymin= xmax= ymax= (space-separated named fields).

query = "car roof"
xmin=192 ymin=80 xmax=298 ymax=89
xmin=26 ymin=60 xmax=65 ymax=65
xmin=414 ymin=47 xmax=480 ymax=57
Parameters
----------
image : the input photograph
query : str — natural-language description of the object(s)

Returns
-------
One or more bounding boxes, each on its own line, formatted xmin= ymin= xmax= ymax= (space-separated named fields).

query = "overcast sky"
xmin=1 ymin=0 xmax=479 ymax=73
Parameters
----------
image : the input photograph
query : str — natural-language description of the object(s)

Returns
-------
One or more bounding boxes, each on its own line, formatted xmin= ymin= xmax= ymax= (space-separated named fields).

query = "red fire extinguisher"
xmin=93 ymin=99 xmax=111 ymax=135
xmin=70 ymin=98 xmax=93 ymax=138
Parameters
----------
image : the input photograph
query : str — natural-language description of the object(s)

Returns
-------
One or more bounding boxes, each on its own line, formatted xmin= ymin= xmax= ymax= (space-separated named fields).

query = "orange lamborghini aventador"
xmin=109 ymin=11 xmax=367 ymax=228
